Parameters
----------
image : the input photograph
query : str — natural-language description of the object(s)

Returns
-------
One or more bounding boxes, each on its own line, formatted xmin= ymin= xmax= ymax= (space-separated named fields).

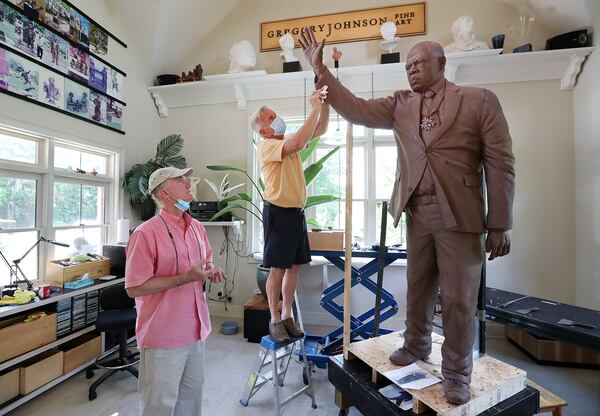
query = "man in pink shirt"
xmin=125 ymin=166 xmax=225 ymax=416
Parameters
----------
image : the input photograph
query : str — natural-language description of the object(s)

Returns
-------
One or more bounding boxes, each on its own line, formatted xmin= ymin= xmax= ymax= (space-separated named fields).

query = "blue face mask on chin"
xmin=174 ymin=199 xmax=190 ymax=212
xmin=270 ymin=116 xmax=286 ymax=136
xmin=167 ymin=191 xmax=190 ymax=212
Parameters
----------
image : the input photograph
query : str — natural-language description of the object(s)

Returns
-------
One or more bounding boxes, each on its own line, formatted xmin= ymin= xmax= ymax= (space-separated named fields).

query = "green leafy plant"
xmin=206 ymin=136 xmax=339 ymax=223
xmin=122 ymin=134 xmax=187 ymax=215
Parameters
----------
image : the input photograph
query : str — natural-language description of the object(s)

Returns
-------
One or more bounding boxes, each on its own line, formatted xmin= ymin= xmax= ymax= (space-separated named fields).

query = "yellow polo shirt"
xmin=258 ymin=138 xmax=307 ymax=208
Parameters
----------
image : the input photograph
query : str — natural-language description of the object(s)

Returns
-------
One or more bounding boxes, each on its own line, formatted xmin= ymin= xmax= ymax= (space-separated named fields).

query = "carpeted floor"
xmin=7 ymin=317 xmax=599 ymax=416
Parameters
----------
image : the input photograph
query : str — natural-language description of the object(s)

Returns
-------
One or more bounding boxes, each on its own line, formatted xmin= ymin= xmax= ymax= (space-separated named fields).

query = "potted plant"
xmin=203 ymin=173 xmax=246 ymax=221
xmin=122 ymin=134 xmax=187 ymax=220
xmin=206 ymin=136 xmax=339 ymax=298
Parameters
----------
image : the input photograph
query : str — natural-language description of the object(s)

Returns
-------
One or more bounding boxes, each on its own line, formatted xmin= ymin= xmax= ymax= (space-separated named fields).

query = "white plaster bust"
xmin=279 ymin=33 xmax=299 ymax=62
xmin=380 ymin=21 xmax=400 ymax=54
xmin=444 ymin=15 xmax=489 ymax=53
xmin=228 ymin=40 xmax=257 ymax=73
xmin=188 ymin=176 xmax=201 ymax=201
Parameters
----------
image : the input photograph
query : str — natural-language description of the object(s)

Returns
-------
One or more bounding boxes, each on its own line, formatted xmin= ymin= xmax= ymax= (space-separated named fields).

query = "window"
xmin=0 ymin=126 xmax=119 ymax=286
xmin=0 ymin=173 xmax=40 ymax=283
xmin=250 ymin=114 xmax=406 ymax=252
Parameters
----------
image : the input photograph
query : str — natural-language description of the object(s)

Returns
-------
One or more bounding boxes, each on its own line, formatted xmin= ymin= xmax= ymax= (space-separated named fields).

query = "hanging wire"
xmin=335 ymin=67 xmax=340 ymax=131
xmin=371 ymin=71 xmax=375 ymax=100
xmin=304 ymin=76 xmax=307 ymax=122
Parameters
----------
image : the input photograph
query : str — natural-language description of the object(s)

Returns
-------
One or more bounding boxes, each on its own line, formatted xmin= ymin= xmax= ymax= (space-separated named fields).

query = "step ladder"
xmin=240 ymin=334 xmax=317 ymax=416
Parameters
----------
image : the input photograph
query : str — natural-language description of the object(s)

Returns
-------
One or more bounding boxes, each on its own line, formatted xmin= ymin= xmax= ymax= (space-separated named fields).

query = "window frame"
xmin=247 ymin=111 xmax=405 ymax=254
xmin=0 ymin=124 xmax=120 ymax=286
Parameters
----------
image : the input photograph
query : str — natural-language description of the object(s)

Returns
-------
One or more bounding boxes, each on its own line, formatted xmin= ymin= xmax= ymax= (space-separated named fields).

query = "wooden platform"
xmin=347 ymin=332 xmax=527 ymax=416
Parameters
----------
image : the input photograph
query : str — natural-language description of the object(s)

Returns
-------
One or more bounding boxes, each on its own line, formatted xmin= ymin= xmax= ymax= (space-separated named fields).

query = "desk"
xmin=486 ymin=287 xmax=600 ymax=353
xmin=303 ymin=250 xmax=406 ymax=366
xmin=328 ymin=355 xmax=540 ymax=416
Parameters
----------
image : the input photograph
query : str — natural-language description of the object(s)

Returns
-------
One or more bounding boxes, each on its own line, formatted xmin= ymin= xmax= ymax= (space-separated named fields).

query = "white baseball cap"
xmin=147 ymin=167 xmax=193 ymax=194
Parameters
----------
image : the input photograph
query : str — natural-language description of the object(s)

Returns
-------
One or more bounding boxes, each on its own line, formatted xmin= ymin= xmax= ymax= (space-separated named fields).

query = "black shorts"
xmin=262 ymin=202 xmax=311 ymax=269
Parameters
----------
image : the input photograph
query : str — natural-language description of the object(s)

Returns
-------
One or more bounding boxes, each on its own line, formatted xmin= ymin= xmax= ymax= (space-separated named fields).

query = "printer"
xmin=189 ymin=201 xmax=232 ymax=221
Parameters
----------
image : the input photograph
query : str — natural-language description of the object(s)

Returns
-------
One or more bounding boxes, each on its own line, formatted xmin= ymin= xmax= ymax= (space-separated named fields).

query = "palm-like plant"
xmin=206 ymin=136 xmax=339 ymax=224
xmin=122 ymin=134 xmax=187 ymax=208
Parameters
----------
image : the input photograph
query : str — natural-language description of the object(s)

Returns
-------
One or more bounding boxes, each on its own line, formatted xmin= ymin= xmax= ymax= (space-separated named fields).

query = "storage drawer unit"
xmin=0 ymin=312 xmax=57 ymax=363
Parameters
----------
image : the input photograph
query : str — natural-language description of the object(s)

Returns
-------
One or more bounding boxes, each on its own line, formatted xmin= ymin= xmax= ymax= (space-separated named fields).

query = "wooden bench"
xmin=527 ymin=379 xmax=568 ymax=416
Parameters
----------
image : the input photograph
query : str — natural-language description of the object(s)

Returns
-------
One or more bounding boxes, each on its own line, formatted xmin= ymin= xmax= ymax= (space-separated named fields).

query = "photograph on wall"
xmin=16 ymin=0 xmax=44 ymax=21
xmin=106 ymin=98 xmax=122 ymax=130
xmin=41 ymin=28 xmax=67 ymax=73
xmin=89 ymin=23 xmax=107 ymax=55
xmin=0 ymin=48 xmax=9 ymax=90
xmin=0 ymin=3 xmax=18 ymax=47
xmin=64 ymin=78 xmax=88 ymax=117
xmin=69 ymin=9 xmax=89 ymax=47
xmin=38 ymin=66 xmax=62 ymax=107
xmin=88 ymin=90 xmax=106 ymax=124
xmin=7 ymin=50 xmax=39 ymax=99
xmin=12 ymin=12 xmax=38 ymax=56
xmin=107 ymin=67 xmax=122 ymax=100
xmin=67 ymin=44 xmax=87 ymax=82
xmin=44 ymin=0 xmax=70 ymax=36
xmin=88 ymin=55 xmax=107 ymax=92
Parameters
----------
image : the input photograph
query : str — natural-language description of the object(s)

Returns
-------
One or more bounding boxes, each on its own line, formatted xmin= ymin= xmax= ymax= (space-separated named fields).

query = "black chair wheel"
xmin=303 ymin=368 xmax=309 ymax=385
xmin=86 ymin=369 xmax=94 ymax=379
xmin=89 ymin=390 xmax=97 ymax=401
xmin=338 ymin=410 xmax=347 ymax=416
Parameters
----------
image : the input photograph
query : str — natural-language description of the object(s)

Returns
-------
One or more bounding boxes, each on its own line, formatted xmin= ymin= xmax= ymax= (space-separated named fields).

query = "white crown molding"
xmin=148 ymin=47 xmax=594 ymax=116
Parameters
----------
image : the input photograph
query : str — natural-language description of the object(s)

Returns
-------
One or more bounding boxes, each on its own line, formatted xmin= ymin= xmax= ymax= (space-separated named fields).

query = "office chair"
xmin=87 ymin=283 xmax=138 ymax=401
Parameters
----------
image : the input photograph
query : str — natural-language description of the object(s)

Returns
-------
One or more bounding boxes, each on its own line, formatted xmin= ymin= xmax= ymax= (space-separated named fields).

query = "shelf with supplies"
xmin=0 ymin=277 xmax=125 ymax=414
xmin=148 ymin=47 xmax=594 ymax=115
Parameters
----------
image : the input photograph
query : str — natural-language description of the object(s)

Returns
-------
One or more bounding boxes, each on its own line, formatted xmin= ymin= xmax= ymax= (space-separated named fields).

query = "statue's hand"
xmin=485 ymin=230 xmax=510 ymax=260
xmin=298 ymin=27 xmax=326 ymax=75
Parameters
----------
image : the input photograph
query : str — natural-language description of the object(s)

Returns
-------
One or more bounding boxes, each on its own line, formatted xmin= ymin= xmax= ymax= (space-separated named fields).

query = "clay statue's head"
xmin=405 ymin=41 xmax=446 ymax=92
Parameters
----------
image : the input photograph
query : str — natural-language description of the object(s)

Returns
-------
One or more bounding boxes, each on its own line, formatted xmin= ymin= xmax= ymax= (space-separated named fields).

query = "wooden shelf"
xmin=148 ymin=47 xmax=594 ymax=115
xmin=199 ymin=220 xmax=244 ymax=227
xmin=0 ymin=357 xmax=97 ymax=415
xmin=0 ymin=326 xmax=96 ymax=372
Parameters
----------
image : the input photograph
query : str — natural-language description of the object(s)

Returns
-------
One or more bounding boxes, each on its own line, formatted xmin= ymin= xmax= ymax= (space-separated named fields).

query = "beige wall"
xmin=0 ymin=0 xmax=161 ymax=224
xmin=179 ymin=0 xmax=552 ymax=76
xmin=574 ymin=1 xmax=600 ymax=310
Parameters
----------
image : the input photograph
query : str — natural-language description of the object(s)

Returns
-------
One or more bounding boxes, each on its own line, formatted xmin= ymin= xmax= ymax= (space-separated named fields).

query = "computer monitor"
xmin=102 ymin=244 xmax=126 ymax=277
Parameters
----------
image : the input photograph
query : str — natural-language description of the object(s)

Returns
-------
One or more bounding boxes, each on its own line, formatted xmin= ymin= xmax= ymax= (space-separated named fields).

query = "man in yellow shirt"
xmin=251 ymin=88 xmax=329 ymax=342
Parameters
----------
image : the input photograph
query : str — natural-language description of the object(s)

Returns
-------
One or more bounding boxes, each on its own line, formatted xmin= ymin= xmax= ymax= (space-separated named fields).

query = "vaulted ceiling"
xmin=106 ymin=0 xmax=595 ymax=77
xmin=106 ymin=0 xmax=242 ymax=75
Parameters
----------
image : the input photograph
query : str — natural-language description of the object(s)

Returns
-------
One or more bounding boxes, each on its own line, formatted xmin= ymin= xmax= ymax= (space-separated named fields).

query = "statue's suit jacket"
xmin=315 ymin=70 xmax=515 ymax=233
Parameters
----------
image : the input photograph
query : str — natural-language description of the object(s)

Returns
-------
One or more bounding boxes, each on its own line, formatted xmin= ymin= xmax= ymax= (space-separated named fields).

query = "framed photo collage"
xmin=0 ymin=0 xmax=127 ymax=133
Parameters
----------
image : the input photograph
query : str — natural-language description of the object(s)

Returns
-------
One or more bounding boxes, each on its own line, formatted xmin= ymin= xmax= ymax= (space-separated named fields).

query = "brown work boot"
xmin=388 ymin=347 xmax=424 ymax=366
xmin=443 ymin=379 xmax=471 ymax=405
xmin=282 ymin=317 xmax=304 ymax=339
xmin=269 ymin=320 xmax=290 ymax=343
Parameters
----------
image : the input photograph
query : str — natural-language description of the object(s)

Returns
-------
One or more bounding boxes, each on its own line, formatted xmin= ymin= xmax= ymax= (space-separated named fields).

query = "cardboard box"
xmin=62 ymin=334 xmax=102 ymax=374
xmin=19 ymin=350 xmax=63 ymax=395
xmin=308 ymin=230 xmax=344 ymax=251
xmin=506 ymin=326 xmax=600 ymax=365
xmin=0 ymin=312 xmax=57 ymax=363
xmin=45 ymin=256 xmax=110 ymax=287
xmin=0 ymin=368 xmax=19 ymax=405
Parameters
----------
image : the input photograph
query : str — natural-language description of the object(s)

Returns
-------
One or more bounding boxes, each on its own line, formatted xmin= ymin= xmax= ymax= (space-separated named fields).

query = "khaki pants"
xmin=139 ymin=340 xmax=205 ymax=416
xmin=403 ymin=203 xmax=483 ymax=384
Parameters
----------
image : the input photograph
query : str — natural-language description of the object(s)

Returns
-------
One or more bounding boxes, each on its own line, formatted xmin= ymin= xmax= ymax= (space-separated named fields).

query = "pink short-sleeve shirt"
xmin=125 ymin=209 xmax=213 ymax=349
